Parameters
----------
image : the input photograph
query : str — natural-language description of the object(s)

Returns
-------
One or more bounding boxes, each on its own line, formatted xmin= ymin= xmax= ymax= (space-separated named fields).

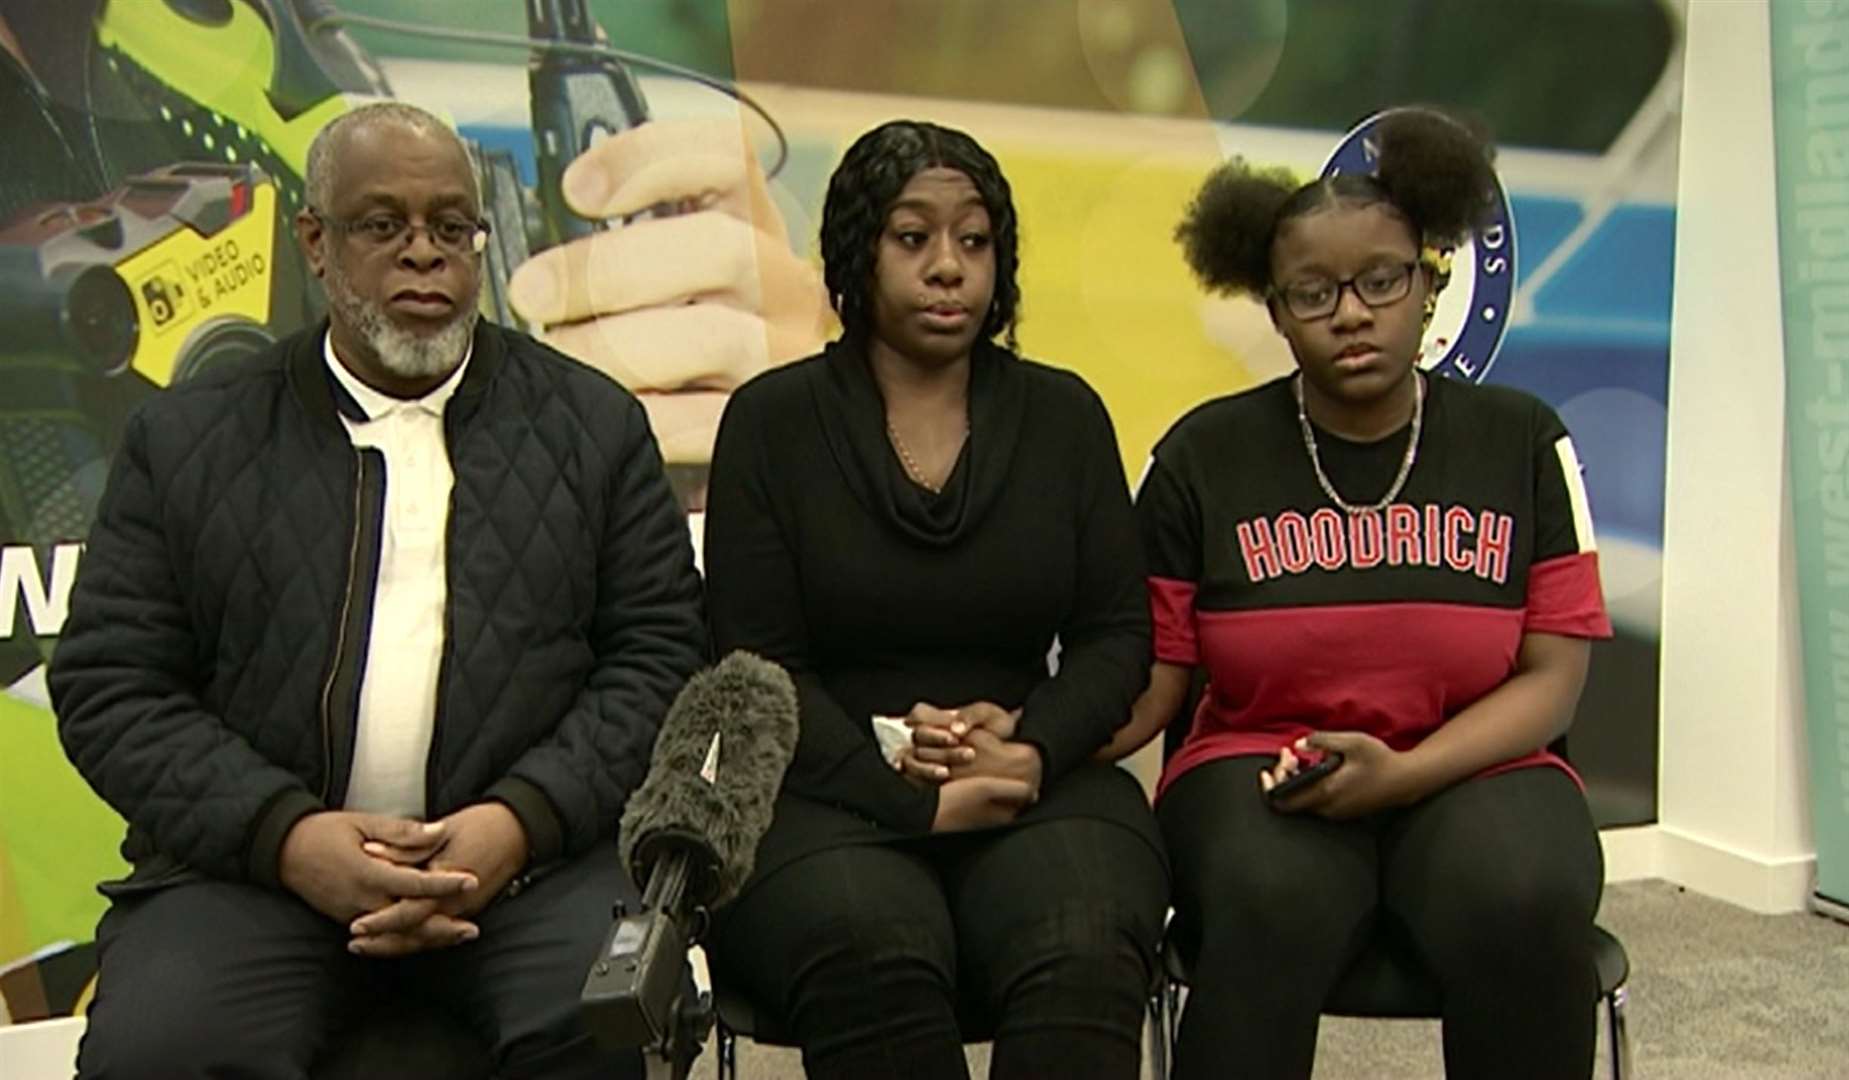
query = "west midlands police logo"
xmin=1324 ymin=110 xmax=1514 ymax=384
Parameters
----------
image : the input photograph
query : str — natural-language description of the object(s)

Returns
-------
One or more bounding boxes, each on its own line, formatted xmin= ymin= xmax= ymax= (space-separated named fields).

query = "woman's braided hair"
xmin=821 ymin=119 xmax=1022 ymax=349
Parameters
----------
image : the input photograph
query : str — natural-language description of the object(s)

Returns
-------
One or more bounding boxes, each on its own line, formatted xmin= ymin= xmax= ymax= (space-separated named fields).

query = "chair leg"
xmin=1162 ymin=980 xmax=1185 ymax=1072
xmin=717 ymin=1023 xmax=737 ymax=1080
xmin=1604 ymin=983 xmax=1631 ymax=1080
xmin=1146 ymin=988 xmax=1169 ymax=1080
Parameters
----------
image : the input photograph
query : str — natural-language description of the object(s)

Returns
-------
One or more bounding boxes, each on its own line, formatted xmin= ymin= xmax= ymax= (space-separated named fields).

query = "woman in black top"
xmin=703 ymin=120 xmax=1167 ymax=1080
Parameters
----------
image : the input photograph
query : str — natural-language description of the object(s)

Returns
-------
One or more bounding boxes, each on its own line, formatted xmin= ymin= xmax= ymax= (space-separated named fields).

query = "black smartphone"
xmin=1265 ymin=752 xmax=1344 ymax=803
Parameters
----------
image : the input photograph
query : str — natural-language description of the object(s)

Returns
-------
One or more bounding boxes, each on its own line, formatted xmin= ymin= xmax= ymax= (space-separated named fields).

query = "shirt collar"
xmin=323 ymin=330 xmax=472 ymax=422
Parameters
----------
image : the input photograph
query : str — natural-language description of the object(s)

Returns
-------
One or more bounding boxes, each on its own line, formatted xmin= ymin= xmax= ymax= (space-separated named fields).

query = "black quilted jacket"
xmin=49 ymin=320 xmax=706 ymax=893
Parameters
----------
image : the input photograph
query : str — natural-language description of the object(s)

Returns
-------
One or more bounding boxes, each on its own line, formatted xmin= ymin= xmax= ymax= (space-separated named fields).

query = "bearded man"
xmin=49 ymin=102 xmax=706 ymax=1079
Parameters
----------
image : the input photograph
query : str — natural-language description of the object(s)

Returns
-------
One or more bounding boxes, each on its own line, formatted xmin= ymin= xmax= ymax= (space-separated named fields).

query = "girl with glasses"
xmin=1103 ymin=110 xmax=1612 ymax=1079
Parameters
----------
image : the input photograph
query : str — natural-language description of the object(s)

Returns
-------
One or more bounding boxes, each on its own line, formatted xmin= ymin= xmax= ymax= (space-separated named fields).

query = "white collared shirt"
xmin=323 ymin=334 xmax=470 ymax=818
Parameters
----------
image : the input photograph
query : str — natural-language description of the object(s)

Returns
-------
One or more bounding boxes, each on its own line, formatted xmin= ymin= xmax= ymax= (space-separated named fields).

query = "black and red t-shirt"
xmin=1136 ymin=373 xmax=1611 ymax=799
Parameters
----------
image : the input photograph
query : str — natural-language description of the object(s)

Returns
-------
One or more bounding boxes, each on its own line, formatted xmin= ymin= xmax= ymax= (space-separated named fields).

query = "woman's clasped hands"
xmin=895 ymin=701 xmax=1042 ymax=832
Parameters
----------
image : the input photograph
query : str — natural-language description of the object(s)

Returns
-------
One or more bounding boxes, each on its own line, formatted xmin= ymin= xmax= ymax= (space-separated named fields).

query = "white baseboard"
xmin=0 ymin=1016 xmax=83 ymax=1080
xmin=1651 ymin=826 xmax=1816 ymax=913
xmin=1599 ymin=824 xmax=1663 ymax=883
xmin=1598 ymin=824 xmax=1817 ymax=913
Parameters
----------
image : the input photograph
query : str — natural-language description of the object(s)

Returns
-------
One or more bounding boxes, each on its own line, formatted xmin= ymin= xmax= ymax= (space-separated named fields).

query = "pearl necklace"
xmin=1293 ymin=373 xmax=1424 ymax=515
xmin=887 ymin=421 xmax=966 ymax=494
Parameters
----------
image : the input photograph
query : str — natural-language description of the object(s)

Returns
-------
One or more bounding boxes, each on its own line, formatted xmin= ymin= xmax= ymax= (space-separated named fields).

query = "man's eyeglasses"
xmin=313 ymin=210 xmax=491 ymax=255
xmin=1271 ymin=260 xmax=1418 ymax=321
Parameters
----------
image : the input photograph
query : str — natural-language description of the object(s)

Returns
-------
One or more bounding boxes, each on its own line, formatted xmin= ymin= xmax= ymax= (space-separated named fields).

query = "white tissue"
xmin=871 ymin=714 xmax=912 ymax=768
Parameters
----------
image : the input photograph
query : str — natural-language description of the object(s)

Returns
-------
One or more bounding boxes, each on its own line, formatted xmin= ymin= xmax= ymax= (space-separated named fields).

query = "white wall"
xmin=1652 ymin=0 xmax=1816 ymax=913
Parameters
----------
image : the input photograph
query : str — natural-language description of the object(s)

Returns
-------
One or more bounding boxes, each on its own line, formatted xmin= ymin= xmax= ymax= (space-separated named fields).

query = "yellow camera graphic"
xmin=0 ymin=162 xmax=305 ymax=687
xmin=0 ymin=162 xmax=292 ymax=389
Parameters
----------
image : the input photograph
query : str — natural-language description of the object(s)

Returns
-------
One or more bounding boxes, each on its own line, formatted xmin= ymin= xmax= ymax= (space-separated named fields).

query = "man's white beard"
xmin=325 ymin=259 xmax=478 ymax=381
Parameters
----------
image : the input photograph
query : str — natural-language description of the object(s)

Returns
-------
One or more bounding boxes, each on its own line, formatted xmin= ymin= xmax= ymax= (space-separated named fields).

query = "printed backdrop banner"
xmin=0 ymin=0 xmax=1679 ymax=1015
xmin=1770 ymin=0 xmax=1849 ymax=911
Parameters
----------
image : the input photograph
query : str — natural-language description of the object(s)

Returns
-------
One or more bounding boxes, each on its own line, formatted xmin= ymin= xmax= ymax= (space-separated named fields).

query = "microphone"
xmin=581 ymin=650 xmax=798 ymax=1063
xmin=527 ymin=0 xmax=653 ymax=246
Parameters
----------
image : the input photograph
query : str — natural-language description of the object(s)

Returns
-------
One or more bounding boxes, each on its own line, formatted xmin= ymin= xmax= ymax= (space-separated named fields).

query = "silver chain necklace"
xmin=1293 ymin=373 xmax=1424 ymax=515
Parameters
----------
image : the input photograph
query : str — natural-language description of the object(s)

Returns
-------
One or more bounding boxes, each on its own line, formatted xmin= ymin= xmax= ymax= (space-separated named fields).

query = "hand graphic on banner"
xmin=508 ymin=118 xmax=831 ymax=467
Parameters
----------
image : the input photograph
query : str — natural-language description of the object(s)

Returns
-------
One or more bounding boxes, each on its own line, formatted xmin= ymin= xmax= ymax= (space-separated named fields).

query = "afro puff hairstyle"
xmin=1176 ymin=108 xmax=1498 ymax=299
xmin=820 ymin=119 xmax=1021 ymax=348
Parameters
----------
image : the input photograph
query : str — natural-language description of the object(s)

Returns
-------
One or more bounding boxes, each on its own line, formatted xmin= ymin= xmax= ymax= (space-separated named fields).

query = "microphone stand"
xmin=526 ymin=0 xmax=651 ymax=247
xmin=581 ymin=841 xmax=719 ymax=1079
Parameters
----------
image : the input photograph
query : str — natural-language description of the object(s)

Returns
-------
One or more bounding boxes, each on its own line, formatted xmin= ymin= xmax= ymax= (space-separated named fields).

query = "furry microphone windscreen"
xmin=618 ymin=650 xmax=798 ymax=908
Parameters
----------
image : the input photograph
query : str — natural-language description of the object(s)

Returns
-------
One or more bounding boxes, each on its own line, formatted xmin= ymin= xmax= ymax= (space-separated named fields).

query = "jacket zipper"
xmin=424 ymin=472 xmax=457 ymax=818
xmin=319 ymin=451 xmax=367 ymax=802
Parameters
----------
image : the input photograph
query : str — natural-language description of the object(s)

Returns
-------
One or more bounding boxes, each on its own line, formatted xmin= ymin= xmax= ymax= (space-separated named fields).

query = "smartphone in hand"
xmin=1265 ymin=752 xmax=1345 ymax=804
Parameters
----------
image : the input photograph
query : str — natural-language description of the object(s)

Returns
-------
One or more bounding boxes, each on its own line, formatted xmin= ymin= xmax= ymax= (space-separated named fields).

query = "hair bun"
xmin=1175 ymin=159 xmax=1299 ymax=297
xmin=1372 ymin=108 xmax=1498 ymax=246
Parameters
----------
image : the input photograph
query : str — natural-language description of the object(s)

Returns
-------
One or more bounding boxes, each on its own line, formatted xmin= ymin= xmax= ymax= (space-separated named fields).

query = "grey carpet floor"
xmin=702 ymin=879 xmax=1849 ymax=1079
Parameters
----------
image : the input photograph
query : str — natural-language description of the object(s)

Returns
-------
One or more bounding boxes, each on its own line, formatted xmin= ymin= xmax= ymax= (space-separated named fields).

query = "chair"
xmin=1151 ymin=923 xmax=1631 ymax=1080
